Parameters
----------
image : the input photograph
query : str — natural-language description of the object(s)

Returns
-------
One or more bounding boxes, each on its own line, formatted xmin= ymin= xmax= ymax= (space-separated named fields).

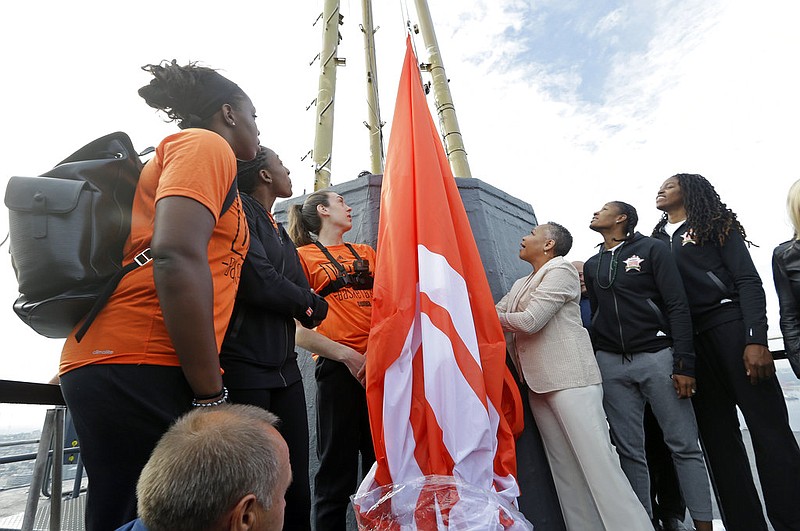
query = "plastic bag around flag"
xmin=352 ymin=474 xmax=533 ymax=530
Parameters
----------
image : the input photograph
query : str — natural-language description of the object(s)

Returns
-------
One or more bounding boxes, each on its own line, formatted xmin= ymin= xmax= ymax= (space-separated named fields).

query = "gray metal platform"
xmin=0 ymin=492 xmax=85 ymax=531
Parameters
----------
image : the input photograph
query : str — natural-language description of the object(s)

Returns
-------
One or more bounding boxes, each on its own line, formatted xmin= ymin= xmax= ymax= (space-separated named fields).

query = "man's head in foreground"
xmin=137 ymin=404 xmax=291 ymax=531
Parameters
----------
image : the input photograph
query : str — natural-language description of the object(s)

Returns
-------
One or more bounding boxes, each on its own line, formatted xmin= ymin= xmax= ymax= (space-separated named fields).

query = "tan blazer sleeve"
xmin=498 ymin=266 xmax=577 ymax=334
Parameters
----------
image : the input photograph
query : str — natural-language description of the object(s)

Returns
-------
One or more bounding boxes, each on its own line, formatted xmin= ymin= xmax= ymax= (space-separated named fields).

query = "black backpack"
xmin=4 ymin=132 xmax=145 ymax=339
xmin=4 ymin=132 xmax=236 ymax=341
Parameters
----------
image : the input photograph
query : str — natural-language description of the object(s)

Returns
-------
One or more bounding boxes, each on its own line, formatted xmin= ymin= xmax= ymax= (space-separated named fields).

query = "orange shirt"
xmin=60 ymin=129 xmax=248 ymax=374
xmin=297 ymin=243 xmax=375 ymax=355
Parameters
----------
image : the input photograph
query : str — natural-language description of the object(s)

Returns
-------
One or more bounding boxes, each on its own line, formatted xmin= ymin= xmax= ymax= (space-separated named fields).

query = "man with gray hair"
xmin=116 ymin=404 xmax=291 ymax=531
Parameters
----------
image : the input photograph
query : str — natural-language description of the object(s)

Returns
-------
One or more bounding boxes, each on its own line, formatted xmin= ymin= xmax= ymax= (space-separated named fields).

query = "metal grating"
xmin=0 ymin=494 xmax=86 ymax=531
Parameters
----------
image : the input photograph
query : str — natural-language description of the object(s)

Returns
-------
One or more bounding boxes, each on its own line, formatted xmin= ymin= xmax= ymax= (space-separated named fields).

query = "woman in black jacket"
xmin=220 ymin=146 xmax=328 ymax=531
xmin=585 ymin=201 xmax=712 ymax=531
xmin=653 ymin=173 xmax=800 ymax=531
xmin=772 ymin=178 xmax=800 ymax=379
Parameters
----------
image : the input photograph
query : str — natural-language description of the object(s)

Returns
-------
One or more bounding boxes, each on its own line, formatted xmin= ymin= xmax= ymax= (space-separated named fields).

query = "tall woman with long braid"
xmin=59 ymin=61 xmax=260 ymax=530
xmin=653 ymin=173 xmax=800 ymax=531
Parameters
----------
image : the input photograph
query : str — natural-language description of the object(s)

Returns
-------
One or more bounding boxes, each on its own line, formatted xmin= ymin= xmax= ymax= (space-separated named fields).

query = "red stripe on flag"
xmin=410 ymin=341 xmax=456 ymax=476
xmin=419 ymin=291 xmax=489 ymax=411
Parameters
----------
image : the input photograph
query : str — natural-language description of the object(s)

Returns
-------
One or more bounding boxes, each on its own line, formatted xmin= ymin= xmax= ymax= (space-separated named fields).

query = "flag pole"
xmin=312 ymin=0 xmax=346 ymax=190
xmin=412 ymin=0 xmax=472 ymax=178
xmin=360 ymin=0 xmax=385 ymax=175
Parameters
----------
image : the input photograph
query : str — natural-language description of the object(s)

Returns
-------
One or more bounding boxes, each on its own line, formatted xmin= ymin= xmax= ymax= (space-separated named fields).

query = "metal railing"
xmin=0 ymin=380 xmax=80 ymax=531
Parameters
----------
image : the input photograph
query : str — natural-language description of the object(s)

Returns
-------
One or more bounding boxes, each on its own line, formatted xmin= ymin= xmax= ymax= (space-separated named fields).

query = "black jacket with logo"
xmin=220 ymin=193 xmax=328 ymax=389
xmin=652 ymin=222 xmax=768 ymax=345
xmin=584 ymin=232 xmax=695 ymax=376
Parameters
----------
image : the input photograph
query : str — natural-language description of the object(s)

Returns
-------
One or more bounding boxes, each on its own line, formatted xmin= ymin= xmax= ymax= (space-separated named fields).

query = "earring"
xmin=231 ymin=121 xmax=236 ymax=126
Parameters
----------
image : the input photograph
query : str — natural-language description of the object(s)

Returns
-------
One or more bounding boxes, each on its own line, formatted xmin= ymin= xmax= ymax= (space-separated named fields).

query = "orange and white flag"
xmin=355 ymin=37 xmax=524 ymax=529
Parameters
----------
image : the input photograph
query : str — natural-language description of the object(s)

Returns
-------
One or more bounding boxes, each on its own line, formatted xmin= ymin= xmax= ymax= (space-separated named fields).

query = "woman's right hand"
xmin=338 ymin=345 xmax=366 ymax=387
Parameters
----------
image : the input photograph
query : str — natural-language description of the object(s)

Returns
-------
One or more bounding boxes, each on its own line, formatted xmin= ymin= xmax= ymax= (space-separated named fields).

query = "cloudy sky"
xmin=1 ymin=0 xmax=798 ymax=428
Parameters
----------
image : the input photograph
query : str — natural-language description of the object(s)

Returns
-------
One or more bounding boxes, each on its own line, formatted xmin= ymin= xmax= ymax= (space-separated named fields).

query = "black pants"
xmin=60 ymin=364 xmax=193 ymax=531
xmin=693 ymin=319 xmax=800 ymax=531
xmin=228 ymin=382 xmax=311 ymax=531
xmin=644 ymin=402 xmax=686 ymax=522
xmin=313 ymin=358 xmax=375 ymax=531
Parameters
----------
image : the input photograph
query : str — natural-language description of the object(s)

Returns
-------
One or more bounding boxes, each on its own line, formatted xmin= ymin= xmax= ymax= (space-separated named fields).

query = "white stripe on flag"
xmin=417 ymin=245 xmax=481 ymax=367
xmin=418 ymin=312 xmax=495 ymax=488
xmin=382 ymin=289 xmax=424 ymax=483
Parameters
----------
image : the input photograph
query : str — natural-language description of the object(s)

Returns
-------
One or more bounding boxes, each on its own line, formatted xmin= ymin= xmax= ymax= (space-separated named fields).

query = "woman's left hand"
xmin=742 ymin=344 xmax=775 ymax=384
xmin=672 ymin=374 xmax=697 ymax=399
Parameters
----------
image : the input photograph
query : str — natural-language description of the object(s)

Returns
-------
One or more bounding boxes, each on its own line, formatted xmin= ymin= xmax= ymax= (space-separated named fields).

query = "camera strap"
xmin=313 ymin=241 xmax=366 ymax=297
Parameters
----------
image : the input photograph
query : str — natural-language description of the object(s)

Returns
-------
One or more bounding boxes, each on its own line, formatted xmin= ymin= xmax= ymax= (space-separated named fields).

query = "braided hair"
xmin=609 ymin=201 xmax=638 ymax=241
xmin=652 ymin=173 xmax=750 ymax=246
xmin=236 ymin=146 xmax=271 ymax=195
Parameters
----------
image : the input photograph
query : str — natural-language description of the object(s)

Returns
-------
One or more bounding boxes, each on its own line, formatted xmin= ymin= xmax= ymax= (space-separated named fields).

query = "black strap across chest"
xmin=313 ymin=241 xmax=364 ymax=297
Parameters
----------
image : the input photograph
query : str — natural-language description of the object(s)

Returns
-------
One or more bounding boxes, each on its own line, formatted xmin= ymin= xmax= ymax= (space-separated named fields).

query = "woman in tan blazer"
xmin=496 ymin=222 xmax=650 ymax=531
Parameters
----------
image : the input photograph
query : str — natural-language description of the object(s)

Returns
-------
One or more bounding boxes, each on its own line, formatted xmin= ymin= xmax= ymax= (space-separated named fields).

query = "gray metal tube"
xmin=49 ymin=407 xmax=65 ymax=531
xmin=361 ymin=0 xmax=384 ymax=175
xmin=22 ymin=409 xmax=56 ymax=531
xmin=313 ymin=0 xmax=344 ymax=190
xmin=413 ymin=0 xmax=473 ymax=178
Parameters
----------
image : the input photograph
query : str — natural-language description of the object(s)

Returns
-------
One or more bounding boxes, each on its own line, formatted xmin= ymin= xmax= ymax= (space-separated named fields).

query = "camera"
xmin=344 ymin=259 xmax=373 ymax=290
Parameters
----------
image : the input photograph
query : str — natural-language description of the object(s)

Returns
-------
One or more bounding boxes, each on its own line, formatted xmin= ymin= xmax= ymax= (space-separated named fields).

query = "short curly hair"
xmin=543 ymin=222 xmax=573 ymax=257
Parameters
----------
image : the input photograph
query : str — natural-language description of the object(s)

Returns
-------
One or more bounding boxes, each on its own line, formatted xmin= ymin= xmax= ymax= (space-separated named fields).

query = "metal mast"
xmin=312 ymin=0 xmax=346 ymax=191
xmin=413 ymin=0 xmax=472 ymax=177
xmin=360 ymin=0 xmax=384 ymax=175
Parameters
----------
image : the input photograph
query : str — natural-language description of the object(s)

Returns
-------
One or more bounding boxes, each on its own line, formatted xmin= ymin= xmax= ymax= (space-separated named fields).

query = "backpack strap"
xmin=75 ymin=178 xmax=239 ymax=342
xmin=74 ymin=248 xmax=153 ymax=341
xmin=220 ymin=176 xmax=238 ymax=217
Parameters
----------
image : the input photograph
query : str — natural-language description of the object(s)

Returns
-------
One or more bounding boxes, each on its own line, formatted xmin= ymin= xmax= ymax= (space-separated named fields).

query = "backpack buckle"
xmin=134 ymin=248 xmax=153 ymax=267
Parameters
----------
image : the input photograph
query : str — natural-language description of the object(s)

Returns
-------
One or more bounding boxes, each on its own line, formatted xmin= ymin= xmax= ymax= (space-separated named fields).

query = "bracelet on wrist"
xmin=194 ymin=388 xmax=225 ymax=400
xmin=191 ymin=387 xmax=229 ymax=408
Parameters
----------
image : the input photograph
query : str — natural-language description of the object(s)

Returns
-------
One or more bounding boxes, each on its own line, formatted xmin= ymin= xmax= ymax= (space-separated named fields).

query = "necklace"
xmin=595 ymin=246 xmax=619 ymax=289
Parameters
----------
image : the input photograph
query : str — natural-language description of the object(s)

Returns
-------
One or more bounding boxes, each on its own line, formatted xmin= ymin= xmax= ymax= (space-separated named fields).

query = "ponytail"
xmin=609 ymin=201 xmax=639 ymax=241
xmin=287 ymin=191 xmax=331 ymax=247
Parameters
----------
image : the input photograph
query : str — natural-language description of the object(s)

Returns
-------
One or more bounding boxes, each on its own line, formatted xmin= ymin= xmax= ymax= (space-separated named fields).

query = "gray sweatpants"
xmin=596 ymin=347 xmax=713 ymax=521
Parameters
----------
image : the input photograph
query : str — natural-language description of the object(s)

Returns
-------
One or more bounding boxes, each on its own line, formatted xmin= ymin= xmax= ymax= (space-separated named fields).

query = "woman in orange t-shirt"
xmin=58 ymin=61 xmax=259 ymax=531
xmin=288 ymin=190 xmax=375 ymax=531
